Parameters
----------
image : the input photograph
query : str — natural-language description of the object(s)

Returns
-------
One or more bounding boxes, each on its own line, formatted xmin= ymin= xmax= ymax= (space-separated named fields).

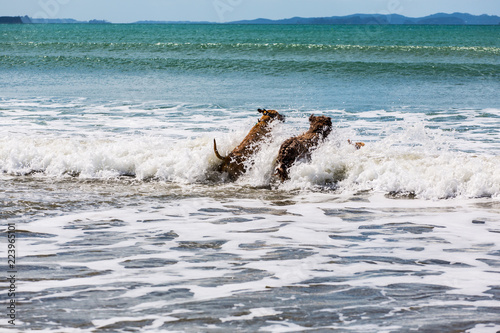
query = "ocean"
xmin=1 ymin=23 xmax=499 ymax=332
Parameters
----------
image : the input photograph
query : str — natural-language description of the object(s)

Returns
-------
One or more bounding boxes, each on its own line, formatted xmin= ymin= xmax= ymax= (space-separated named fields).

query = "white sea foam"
xmin=1 ymin=116 xmax=498 ymax=199
xmin=282 ymin=127 xmax=500 ymax=199
xmin=467 ymin=324 xmax=500 ymax=333
xmin=2 ymin=22 xmax=499 ymax=332
xmin=14 ymin=193 xmax=500 ymax=332
xmin=1 ymin=98 xmax=499 ymax=200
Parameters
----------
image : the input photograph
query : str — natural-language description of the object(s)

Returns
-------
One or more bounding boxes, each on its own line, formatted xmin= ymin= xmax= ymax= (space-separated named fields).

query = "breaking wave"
xmin=1 ymin=121 xmax=499 ymax=200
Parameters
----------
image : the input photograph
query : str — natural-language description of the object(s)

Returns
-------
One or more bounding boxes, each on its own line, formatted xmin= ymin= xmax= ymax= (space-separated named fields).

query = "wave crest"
xmin=1 ymin=122 xmax=499 ymax=200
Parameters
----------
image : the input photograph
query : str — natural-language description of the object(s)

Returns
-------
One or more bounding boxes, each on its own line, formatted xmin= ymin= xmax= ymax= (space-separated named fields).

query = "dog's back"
xmin=214 ymin=109 xmax=284 ymax=180
xmin=275 ymin=115 xmax=332 ymax=181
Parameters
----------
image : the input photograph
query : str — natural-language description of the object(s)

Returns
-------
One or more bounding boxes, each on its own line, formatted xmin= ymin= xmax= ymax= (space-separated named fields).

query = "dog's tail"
xmin=213 ymin=139 xmax=227 ymax=160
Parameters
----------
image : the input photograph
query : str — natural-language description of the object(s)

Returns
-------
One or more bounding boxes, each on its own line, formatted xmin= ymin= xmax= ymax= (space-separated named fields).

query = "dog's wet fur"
xmin=275 ymin=114 xmax=332 ymax=182
xmin=214 ymin=108 xmax=284 ymax=180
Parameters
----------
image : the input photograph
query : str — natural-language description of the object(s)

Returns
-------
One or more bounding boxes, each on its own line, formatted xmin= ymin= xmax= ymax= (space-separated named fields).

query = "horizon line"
xmin=5 ymin=11 xmax=500 ymax=24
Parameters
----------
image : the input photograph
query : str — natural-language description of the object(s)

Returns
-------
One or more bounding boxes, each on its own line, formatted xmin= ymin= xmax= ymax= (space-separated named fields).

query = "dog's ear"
xmin=258 ymin=108 xmax=267 ymax=114
xmin=309 ymin=114 xmax=316 ymax=122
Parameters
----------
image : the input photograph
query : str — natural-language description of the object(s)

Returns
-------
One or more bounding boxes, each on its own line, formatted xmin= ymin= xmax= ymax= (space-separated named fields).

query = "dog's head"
xmin=308 ymin=114 xmax=332 ymax=137
xmin=257 ymin=109 xmax=285 ymax=123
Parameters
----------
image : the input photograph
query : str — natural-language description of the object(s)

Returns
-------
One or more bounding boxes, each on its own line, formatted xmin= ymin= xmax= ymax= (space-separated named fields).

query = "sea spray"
xmin=1 ymin=112 xmax=499 ymax=199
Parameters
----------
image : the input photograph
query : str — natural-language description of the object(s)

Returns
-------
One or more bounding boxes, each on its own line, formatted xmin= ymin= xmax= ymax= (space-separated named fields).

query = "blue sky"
xmin=2 ymin=0 xmax=500 ymax=23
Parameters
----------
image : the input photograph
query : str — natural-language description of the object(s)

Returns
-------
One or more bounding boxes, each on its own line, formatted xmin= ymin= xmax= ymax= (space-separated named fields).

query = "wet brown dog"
xmin=275 ymin=114 xmax=332 ymax=182
xmin=214 ymin=109 xmax=284 ymax=180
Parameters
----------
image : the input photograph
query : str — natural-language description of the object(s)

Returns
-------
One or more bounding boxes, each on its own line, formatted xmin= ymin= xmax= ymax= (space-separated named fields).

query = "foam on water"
xmin=281 ymin=124 xmax=500 ymax=199
xmin=0 ymin=99 xmax=499 ymax=331
xmin=1 ymin=99 xmax=499 ymax=199
xmin=2 ymin=23 xmax=499 ymax=331
xmin=6 ymin=192 xmax=500 ymax=332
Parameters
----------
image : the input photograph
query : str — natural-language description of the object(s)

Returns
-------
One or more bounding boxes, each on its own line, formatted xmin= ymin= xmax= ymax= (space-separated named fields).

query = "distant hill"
xmin=30 ymin=18 xmax=83 ymax=24
xmin=31 ymin=18 xmax=111 ymax=24
xmin=135 ymin=20 xmax=211 ymax=24
xmin=0 ymin=16 xmax=31 ymax=24
xmin=0 ymin=16 xmax=110 ymax=24
xmin=131 ymin=13 xmax=500 ymax=25
xmin=2 ymin=13 xmax=499 ymax=25
xmin=230 ymin=13 xmax=500 ymax=25
xmin=88 ymin=19 xmax=112 ymax=24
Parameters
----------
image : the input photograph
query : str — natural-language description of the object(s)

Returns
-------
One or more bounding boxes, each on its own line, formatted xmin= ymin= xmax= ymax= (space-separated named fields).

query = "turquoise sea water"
xmin=1 ymin=24 xmax=500 ymax=332
xmin=1 ymin=24 xmax=499 ymax=110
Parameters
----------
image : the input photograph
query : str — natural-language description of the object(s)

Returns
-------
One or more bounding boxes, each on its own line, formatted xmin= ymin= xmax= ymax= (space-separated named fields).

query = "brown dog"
xmin=275 ymin=115 xmax=332 ymax=182
xmin=214 ymin=109 xmax=284 ymax=180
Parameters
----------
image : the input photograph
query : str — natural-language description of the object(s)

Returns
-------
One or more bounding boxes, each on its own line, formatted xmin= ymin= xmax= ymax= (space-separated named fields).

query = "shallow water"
xmin=4 ymin=184 xmax=500 ymax=332
xmin=1 ymin=24 xmax=500 ymax=332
